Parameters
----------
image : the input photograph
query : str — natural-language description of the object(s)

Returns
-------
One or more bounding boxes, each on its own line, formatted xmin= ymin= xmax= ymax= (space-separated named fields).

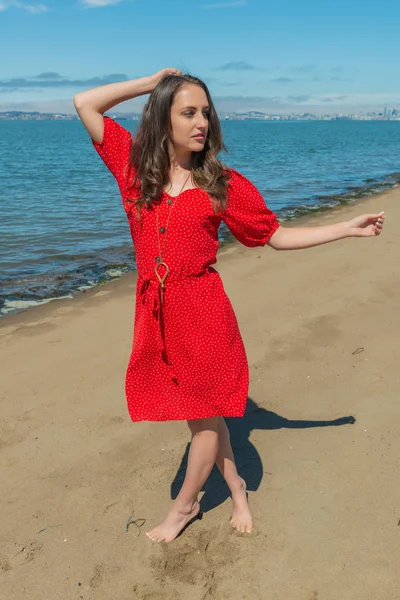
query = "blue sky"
xmin=0 ymin=0 xmax=399 ymax=114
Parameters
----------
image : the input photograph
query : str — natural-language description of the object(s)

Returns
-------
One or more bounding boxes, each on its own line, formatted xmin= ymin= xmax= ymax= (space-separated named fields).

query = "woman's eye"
xmin=183 ymin=111 xmax=209 ymax=118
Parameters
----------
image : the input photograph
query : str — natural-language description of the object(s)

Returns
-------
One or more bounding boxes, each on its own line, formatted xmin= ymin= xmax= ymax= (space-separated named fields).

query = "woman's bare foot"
xmin=146 ymin=500 xmax=201 ymax=543
xmin=229 ymin=476 xmax=253 ymax=534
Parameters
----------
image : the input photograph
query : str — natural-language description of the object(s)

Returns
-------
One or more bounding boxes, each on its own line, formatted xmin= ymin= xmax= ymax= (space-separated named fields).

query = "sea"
xmin=1 ymin=119 xmax=399 ymax=317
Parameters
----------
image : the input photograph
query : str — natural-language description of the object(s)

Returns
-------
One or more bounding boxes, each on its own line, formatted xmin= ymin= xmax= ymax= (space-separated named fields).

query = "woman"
xmin=73 ymin=68 xmax=385 ymax=544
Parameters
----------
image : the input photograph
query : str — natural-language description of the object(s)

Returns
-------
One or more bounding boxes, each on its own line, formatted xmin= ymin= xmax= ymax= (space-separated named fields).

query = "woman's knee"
xmin=186 ymin=416 xmax=220 ymax=435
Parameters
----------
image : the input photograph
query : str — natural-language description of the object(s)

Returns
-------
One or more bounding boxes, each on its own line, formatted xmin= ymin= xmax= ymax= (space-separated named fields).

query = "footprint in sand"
xmin=149 ymin=525 xmax=241 ymax=587
xmin=5 ymin=539 xmax=43 ymax=569
xmin=0 ymin=555 xmax=11 ymax=572
xmin=132 ymin=584 xmax=177 ymax=600
xmin=89 ymin=563 xmax=121 ymax=589
xmin=98 ymin=414 xmax=125 ymax=427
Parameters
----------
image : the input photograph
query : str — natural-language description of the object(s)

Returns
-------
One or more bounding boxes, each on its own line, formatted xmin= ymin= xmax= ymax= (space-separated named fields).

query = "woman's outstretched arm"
xmin=73 ymin=68 xmax=181 ymax=142
xmin=267 ymin=212 xmax=386 ymax=251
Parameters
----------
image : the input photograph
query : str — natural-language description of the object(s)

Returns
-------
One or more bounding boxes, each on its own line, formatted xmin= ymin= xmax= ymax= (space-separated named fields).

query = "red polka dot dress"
xmin=92 ymin=117 xmax=280 ymax=422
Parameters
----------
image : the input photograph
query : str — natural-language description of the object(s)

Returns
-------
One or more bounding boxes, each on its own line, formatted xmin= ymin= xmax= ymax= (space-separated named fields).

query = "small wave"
xmin=105 ymin=268 xmax=125 ymax=278
xmin=278 ymin=173 xmax=399 ymax=221
xmin=0 ymin=259 xmax=134 ymax=318
xmin=1 ymin=295 xmax=73 ymax=315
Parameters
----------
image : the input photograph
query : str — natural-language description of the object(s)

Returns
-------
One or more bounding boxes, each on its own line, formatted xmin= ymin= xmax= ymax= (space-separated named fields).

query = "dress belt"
xmin=137 ymin=269 xmax=212 ymax=378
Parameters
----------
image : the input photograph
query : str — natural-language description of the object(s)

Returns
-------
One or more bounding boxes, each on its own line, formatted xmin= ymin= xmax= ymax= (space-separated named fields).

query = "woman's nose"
xmin=196 ymin=115 xmax=208 ymax=129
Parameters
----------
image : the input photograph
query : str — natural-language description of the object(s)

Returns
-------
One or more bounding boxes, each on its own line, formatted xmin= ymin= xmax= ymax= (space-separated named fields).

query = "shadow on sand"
xmin=170 ymin=397 xmax=356 ymax=513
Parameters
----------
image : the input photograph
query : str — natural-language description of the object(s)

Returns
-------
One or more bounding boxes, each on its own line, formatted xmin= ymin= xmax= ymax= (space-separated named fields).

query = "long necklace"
xmin=154 ymin=171 xmax=191 ymax=304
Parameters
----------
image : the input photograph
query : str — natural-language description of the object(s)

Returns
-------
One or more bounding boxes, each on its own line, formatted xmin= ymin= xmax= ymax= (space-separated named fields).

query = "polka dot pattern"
xmin=92 ymin=117 xmax=280 ymax=422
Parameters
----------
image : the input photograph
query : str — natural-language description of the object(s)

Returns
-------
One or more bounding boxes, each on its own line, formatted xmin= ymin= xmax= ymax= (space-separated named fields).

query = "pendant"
xmin=155 ymin=261 xmax=169 ymax=289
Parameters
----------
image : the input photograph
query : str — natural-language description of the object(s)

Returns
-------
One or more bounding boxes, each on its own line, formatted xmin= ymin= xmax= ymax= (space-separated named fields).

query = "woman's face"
xmin=170 ymin=83 xmax=209 ymax=154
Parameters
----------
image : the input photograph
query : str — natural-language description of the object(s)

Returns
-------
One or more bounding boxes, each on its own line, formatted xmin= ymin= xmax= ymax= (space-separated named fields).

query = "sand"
xmin=1 ymin=187 xmax=399 ymax=600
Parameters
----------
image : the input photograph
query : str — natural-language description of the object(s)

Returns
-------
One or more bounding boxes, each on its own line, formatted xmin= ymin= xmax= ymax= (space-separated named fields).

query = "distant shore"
xmin=1 ymin=109 xmax=399 ymax=120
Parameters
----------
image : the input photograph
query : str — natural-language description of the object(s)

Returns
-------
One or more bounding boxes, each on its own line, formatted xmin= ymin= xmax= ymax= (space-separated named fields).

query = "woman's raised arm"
xmin=73 ymin=68 xmax=181 ymax=142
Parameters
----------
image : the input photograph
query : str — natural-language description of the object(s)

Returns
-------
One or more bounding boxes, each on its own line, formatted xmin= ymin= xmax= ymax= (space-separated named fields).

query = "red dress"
xmin=92 ymin=117 xmax=280 ymax=422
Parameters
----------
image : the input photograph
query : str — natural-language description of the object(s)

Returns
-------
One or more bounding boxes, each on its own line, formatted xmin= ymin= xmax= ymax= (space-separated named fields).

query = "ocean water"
xmin=1 ymin=119 xmax=399 ymax=316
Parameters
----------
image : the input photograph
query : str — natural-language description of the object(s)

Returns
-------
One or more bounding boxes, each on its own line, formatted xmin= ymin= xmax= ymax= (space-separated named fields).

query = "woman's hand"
xmin=149 ymin=68 xmax=182 ymax=90
xmin=346 ymin=212 xmax=386 ymax=237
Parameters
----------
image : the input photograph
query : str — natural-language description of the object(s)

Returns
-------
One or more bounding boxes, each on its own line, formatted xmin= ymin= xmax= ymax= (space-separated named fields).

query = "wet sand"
xmin=1 ymin=187 xmax=399 ymax=599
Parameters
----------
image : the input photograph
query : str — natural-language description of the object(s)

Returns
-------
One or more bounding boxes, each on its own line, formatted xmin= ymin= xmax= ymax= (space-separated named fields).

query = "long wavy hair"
xmin=127 ymin=74 xmax=230 ymax=219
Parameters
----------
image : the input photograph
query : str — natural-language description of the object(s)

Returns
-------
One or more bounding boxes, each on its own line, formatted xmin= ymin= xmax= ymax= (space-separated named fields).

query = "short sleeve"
xmin=91 ymin=116 xmax=132 ymax=185
xmin=221 ymin=169 xmax=280 ymax=247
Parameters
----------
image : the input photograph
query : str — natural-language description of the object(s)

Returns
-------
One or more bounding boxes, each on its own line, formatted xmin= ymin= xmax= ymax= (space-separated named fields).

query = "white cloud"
xmin=201 ymin=0 xmax=246 ymax=8
xmin=0 ymin=1 xmax=48 ymax=12
xmin=81 ymin=0 xmax=124 ymax=7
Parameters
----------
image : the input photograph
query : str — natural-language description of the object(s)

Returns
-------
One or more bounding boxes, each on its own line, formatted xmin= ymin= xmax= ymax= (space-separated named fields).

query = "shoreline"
xmin=1 ymin=180 xmax=397 ymax=323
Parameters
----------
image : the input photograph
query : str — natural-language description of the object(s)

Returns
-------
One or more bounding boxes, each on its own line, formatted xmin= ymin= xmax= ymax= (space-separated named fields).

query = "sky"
xmin=0 ymin=0 xmax=399 ymax=115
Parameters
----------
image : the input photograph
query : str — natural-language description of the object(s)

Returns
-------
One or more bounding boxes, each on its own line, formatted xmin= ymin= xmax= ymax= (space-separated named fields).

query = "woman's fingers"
xmin=150 ymin=68 xmax=183 ymax=89
xmin=375 ymin=217 xmax=385 ymax=235
xmin=372 ymin=213 xmax=385 ymax=228
xmin=161 ymin=67 xmax=182 ymax=77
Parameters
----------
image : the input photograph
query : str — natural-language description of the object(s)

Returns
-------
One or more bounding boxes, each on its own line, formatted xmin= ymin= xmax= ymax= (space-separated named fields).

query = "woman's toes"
xmin=230 ymin=518 xmax=253 ymax=534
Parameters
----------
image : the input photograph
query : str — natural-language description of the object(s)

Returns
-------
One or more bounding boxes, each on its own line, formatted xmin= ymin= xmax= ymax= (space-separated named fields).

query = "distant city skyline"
xmin=2 ymin=107 xmax=398 ymax=121
xmin=0 ymin=0 xmax=399 ymax=114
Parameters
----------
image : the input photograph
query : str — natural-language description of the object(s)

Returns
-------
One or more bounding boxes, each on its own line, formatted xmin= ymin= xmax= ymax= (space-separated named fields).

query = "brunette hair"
xmin=127 ymin=73 xmax=230 ymax=218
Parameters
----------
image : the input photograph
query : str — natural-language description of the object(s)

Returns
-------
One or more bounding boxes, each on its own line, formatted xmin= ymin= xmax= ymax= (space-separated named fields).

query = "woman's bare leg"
xmin=146 ymin=416 xmax=219 ymax=543
xmin=214 ymin=416 xmax=253 ymax=533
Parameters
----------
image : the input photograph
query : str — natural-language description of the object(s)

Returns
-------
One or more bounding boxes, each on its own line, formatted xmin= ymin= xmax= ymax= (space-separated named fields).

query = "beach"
xmin=1 ymin=186 xmax=399 ymax=599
